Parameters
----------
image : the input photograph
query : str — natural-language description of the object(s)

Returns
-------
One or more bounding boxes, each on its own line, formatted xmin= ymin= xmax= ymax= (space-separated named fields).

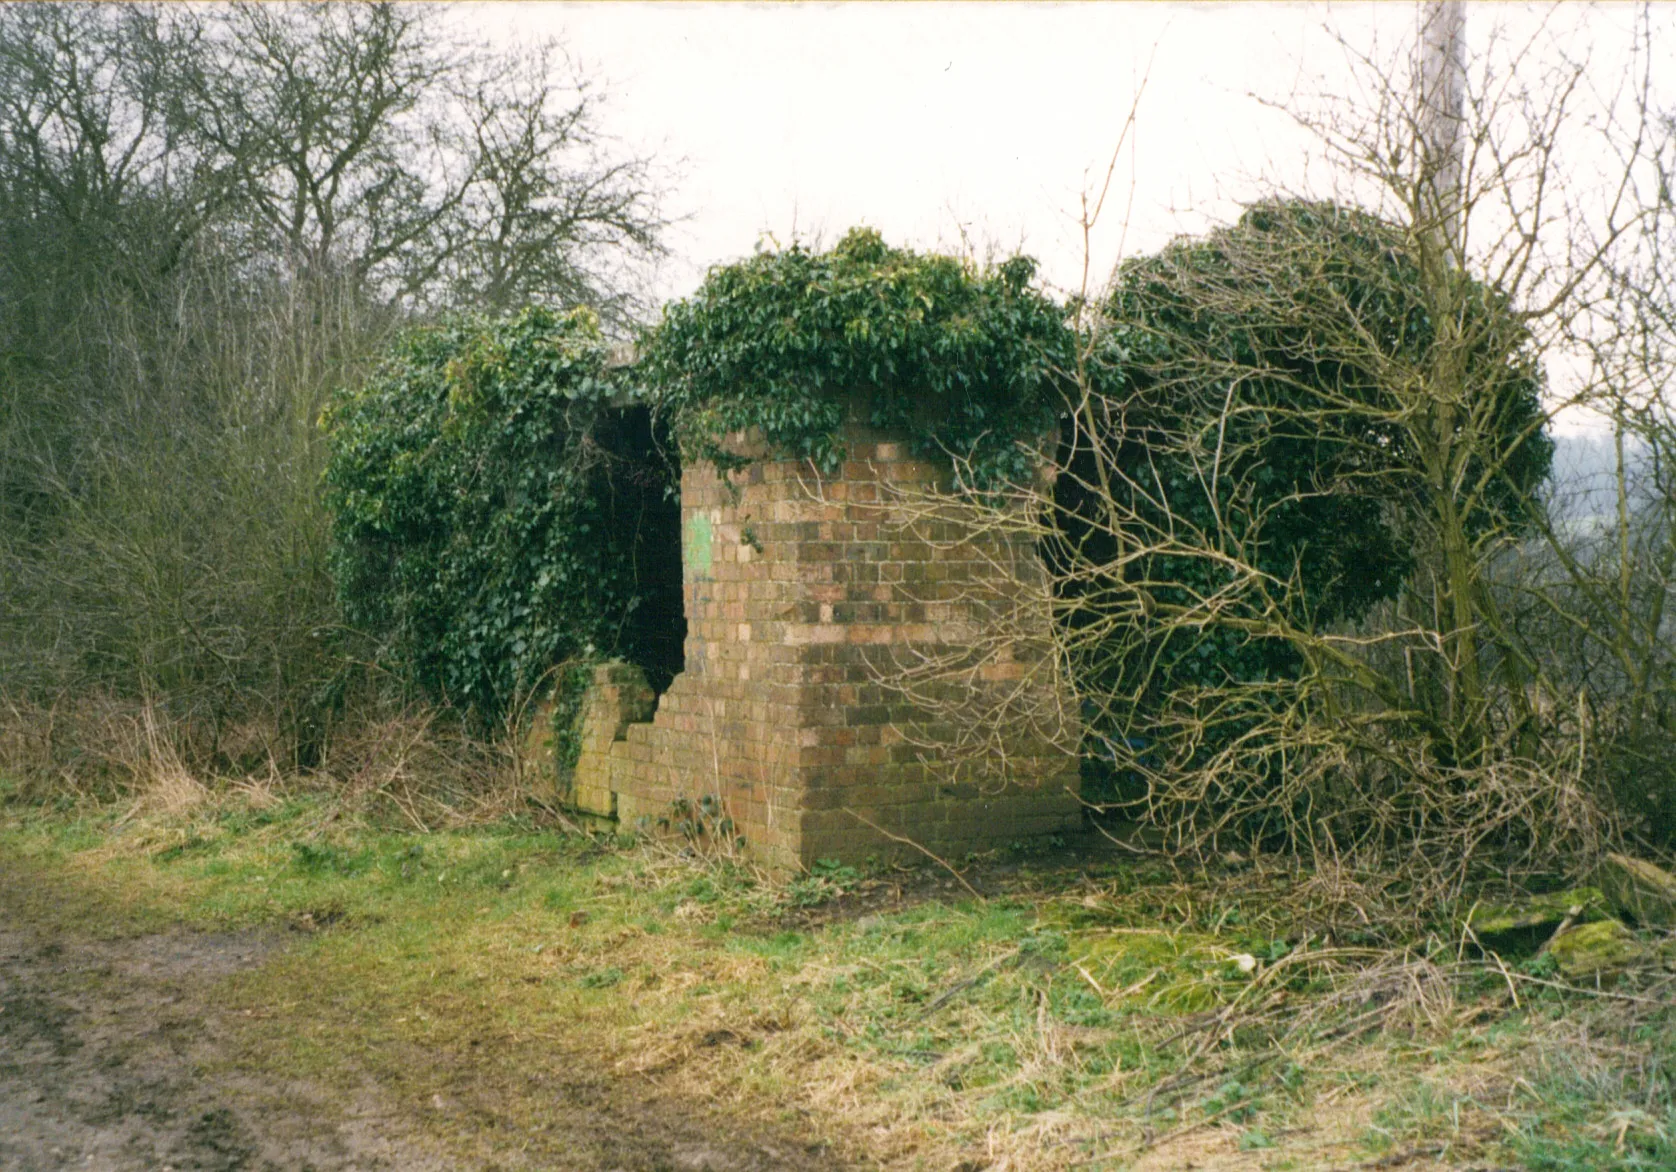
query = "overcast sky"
xmin=472 ymin=1 xmax=1352 ymax=299
xmin=468 ymin=1 xmax=1660 ymax=321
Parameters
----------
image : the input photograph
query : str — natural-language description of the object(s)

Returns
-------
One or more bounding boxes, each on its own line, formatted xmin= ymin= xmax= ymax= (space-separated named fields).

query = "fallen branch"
xmin=919 ymin=948 xmax=1024 ymax=1018
xmin=1508 ymin=971 xmax=1674 ymax=1007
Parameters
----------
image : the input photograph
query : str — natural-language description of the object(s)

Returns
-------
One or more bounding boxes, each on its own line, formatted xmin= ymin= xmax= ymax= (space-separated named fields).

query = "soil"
xmin=0 ymin=867 xmax=840 ymax=1172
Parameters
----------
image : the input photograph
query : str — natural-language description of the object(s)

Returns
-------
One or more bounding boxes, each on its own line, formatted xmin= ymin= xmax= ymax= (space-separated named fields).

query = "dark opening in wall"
xmin=598 ymin=404 xmax=685 ymax=693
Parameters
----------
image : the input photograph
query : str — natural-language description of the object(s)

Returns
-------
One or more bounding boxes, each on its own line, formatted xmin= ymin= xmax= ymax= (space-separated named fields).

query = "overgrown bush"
xmin=1065 ymin=200 xmax=1551 ymax=703
xmin=323 ymin=306 xmax=681 ymax=725
xmin=0 ymin=263 xmax=390 ymax=772
xmin=641 ymin=227 xmax=1076 ymax=491
xmin=915 ymin=187 xmax=1609 ymax=886
xmin=1014 ymin=0 xmax=1664 ymax=891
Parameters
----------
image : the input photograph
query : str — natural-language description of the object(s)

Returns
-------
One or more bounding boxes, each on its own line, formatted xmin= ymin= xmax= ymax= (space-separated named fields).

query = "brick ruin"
xmin=567 ymin=402 xmax=1082 ymax=870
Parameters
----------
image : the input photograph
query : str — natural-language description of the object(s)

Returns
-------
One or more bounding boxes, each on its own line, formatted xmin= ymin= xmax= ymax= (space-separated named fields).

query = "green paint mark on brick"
xmin=684 ymin=512 xmax=713 ymax=580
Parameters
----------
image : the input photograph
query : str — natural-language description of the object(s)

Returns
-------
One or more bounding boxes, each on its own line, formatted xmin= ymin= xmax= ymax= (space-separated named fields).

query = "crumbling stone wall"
xmin=571 ymin=408 xmax=1081 ymax=869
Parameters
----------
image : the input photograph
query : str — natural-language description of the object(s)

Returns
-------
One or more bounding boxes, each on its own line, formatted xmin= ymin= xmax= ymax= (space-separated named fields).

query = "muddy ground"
xmin=0 ymin=869 xmax=839 ymax=1172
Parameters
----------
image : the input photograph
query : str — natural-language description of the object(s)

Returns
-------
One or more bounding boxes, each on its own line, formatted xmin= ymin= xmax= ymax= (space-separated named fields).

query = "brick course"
xmin=572 ymin=408 xmax=1081 ymax=869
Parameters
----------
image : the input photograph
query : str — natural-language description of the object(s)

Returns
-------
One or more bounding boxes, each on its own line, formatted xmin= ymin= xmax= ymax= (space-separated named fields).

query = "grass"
xmin=2 ymin=780 xmax=1673 ymax=1170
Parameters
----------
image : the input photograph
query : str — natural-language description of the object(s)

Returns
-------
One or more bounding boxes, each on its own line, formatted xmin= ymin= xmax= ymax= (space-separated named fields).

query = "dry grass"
xmin=0 ymin=690 xmax=539 ymax=831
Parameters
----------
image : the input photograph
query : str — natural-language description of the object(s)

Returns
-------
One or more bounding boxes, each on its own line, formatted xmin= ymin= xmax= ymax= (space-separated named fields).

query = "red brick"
xmin=567 ymin=409 xmax=1081 ymax=872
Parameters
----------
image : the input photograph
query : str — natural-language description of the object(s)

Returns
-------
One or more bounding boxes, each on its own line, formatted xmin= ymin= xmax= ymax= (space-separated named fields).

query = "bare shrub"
xmin=871 ymin=10 xmax=1673 ymax=899
xmin=0 ymin=687 xmax=539 ymax=831
xmin=315 ymin=707 xmax=518 ymax=830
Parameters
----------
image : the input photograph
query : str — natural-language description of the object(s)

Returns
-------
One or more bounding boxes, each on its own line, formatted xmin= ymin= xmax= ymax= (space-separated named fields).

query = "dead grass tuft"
xmin=1 ymin=689 xmax=548 ymax=831
xmin=120 ymin=702 xmax=214 ymax=819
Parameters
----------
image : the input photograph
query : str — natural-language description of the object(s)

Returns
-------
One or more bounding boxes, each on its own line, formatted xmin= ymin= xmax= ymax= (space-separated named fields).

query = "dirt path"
xmin=0 ymin=873 xmax=840 ymax=1172
xmin=0 ymin=917 xmax=465 ymax=1172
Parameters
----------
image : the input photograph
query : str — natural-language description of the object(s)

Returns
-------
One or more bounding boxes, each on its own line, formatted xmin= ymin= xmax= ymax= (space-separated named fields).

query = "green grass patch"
xmin=2 ymin=790 xmax=1672 ymax=1170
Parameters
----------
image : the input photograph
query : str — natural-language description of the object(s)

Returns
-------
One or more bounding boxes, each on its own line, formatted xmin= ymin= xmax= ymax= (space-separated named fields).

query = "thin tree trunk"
xmin=1418 ymin=0 xmax=1466 ymax=253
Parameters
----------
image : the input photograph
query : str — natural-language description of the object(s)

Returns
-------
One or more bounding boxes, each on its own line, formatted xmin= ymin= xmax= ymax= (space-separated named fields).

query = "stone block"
xmin=573 ymin=781 xmax=616 ymax=818
xmin=1547 ymin=919 xmax=1650 ymax=978
xmin=1596 ymin=853 xmax=1676 ymax=928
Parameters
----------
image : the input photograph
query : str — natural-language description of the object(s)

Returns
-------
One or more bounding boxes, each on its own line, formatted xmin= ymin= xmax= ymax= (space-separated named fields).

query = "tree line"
xmin=0 ymin=2 xmax=667 ymax=770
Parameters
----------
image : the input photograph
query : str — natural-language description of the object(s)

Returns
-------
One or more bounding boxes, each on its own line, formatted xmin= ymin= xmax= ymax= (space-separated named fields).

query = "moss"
xmin=1546 ymin=919 xmax=1649 ymax=979
xmin=1466 ymin=888 xmax=1604 ymax=953
xmin=1068 ymin=929 xmax=1241 ymax=1013
xmin=1595 ymin=853 xmax=1676 ymax=929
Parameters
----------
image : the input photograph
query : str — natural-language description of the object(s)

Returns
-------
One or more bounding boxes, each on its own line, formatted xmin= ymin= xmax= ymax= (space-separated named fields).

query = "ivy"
xmin=640 ymin=227 xmax=1075 ymax=492
xmin=322 ymin=306 xmax=680 ymax=724
xmin=547 ymin=658 xmax=600 ymax=774
xmin=1089 ymin=200 xmax=1550 ymax=652
xmin=1064 ymin=200 xmax=1553 ymax=797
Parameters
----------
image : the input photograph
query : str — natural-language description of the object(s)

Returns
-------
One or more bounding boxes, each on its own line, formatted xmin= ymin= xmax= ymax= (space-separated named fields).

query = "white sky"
xmin=473 ymin=1 xmax=1363 ymax=300
xmin=470 ymin=2 xmax=1661 ymax=312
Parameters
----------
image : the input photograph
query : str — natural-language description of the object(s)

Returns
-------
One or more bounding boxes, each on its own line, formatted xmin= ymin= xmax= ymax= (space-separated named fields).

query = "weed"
xmin=1202 ymin=1078 xmax=1259 ymax=1124
xmin=289 ymin=841 xmax=368 ymax=877
xmin=1513 ymin=1110 xmax=1676 ymax=1170
xmin=153 ymin=835 xmax=216 ymax=863
xmin=664 ymin=794 xmax=737 ymax=846
xmin=785 ymin=857 xmax=861 ymax=908
xmin=1503 ymin=1014 xmax=1676 ymax=1171
xmin=394 ymin=843 xmax=426 ymax=879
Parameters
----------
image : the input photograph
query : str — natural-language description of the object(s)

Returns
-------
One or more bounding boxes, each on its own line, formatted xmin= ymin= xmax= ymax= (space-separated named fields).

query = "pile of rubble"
xmin=1468 ymin=853 xmax=1676 ymax=979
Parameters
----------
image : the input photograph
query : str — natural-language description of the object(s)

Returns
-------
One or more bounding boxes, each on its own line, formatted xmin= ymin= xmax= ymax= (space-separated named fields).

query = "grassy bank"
xmin=1 ymin=783 xmax=1672 ymax=1170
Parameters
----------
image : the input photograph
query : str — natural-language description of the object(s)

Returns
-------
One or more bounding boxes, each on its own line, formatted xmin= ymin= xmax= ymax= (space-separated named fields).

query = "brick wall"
xmin=571 ymin=408 xmax=1081 ymax=869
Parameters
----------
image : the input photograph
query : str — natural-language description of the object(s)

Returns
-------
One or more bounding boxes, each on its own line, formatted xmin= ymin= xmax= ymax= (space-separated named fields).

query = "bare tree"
xmin=881 ymin=9 xmax=1673 ymax=894
xmin=183 ymin=2 xmax=667 ymax=314
xmin=0 ymin=4 xmax=230 ymax=296
xmin=445 ymin=42 xmax=667 ymax=317
xmin=0 ymin=1 xmax=672 ymax=771
xmin=189 ymin=1 xmax=457 ymax=289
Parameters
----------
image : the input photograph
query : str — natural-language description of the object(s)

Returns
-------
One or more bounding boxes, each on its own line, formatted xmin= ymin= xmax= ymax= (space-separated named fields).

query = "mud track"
xmin=0 ymin=867 xmax=839 ymax=1171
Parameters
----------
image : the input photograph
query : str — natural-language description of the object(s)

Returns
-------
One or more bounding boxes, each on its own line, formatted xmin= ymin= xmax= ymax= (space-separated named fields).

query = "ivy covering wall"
xmin=322 ymin=307 xmax=681 ymax=723
xmin=640 ymin=227 xmax=1076 ymax=492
